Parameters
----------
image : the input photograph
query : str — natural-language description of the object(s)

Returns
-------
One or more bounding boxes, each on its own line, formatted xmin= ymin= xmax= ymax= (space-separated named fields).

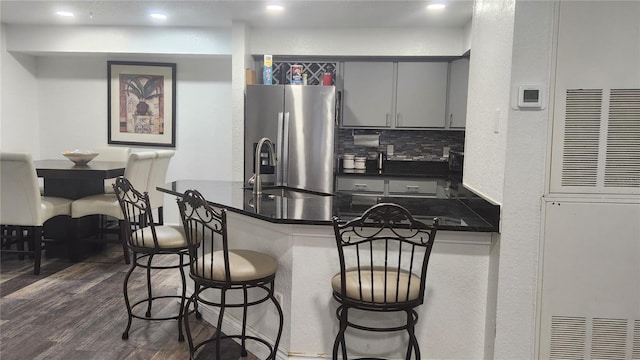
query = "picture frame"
xmin=108 ymin=61 xmax=176 ymax=147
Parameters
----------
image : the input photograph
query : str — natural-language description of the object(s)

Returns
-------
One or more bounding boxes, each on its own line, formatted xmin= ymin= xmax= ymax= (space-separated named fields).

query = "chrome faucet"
xmin=251 ymin=137 xmax=276 ymax=195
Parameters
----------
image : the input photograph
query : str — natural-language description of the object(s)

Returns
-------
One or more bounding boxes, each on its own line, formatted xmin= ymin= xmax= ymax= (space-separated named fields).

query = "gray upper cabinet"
xmin=341 ymin=61 xmax=449 ymax=128
xmin=446 ymin=58 xmax=469 ymax=129
xmin=342 ymin=62 xmax=394 ymax=127
xmin=396 ymin=62 xmax=448 ymax=128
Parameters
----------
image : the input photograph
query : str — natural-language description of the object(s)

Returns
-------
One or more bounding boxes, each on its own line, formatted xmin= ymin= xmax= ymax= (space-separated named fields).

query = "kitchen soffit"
xmin=0 ymin=0 xmax=473 ymax=29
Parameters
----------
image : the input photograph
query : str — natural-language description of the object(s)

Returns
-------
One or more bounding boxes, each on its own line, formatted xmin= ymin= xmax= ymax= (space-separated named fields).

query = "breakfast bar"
xmin=158 ymin=177 xmax=499 ymax=359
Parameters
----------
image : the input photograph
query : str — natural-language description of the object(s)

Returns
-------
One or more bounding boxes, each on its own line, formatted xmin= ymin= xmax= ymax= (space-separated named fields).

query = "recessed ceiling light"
xmin=56 ymin=11 xmax=74 ymax=17
xmin=427 ymin=4 xmax=446 ymax=11
xmin=266 ymin=4 xmax=285 ymax=12
xmin=150 ymin=13 xmax=167 ymax=20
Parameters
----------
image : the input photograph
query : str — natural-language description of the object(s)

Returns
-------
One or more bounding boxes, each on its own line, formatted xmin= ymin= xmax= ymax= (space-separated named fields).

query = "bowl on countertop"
xmin=63 ymin=150 xmax=99 ymax=166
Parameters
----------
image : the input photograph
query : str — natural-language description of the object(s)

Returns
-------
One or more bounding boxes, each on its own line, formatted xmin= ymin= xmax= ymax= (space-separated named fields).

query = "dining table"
xmin=35 ymin=159 xmax=126 ymax=259
xmin=35 ymin=159 xmax=126 ymax=199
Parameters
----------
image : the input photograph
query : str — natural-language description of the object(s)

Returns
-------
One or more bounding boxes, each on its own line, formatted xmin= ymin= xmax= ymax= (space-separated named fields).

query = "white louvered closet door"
xmin=550 ymin=88 xmax=640 ymax=194
xmin=549 ymin=0 xmax=640 ymax=196
xmin=540 ymin=2 xmax=640 ymax=360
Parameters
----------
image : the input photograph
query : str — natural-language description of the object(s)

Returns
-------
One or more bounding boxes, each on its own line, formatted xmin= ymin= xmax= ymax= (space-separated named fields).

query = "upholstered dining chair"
xmin=113 ymin=176 xmax=197 ymax=342
xmin=177 ymin=189 xmax=284 ymax=360
xmin=146 ymin=150 xmax=175 ymax=225
xmin=70 ymin=151 xmax=156 ymax=263
xmin=0 ymin=152 xmax=73 ymax=275
xmin=331 ymin=203 xmax=438 ymax=360
xmin=94 ymin=146 xmax=131 ymax=193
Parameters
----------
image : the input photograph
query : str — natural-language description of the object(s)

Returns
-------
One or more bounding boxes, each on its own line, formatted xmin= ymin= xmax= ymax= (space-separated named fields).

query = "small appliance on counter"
xmin=448 ymin=151 xmax=464 ymax=172
xmin=343 ymin=154 xmax=355 ymax=169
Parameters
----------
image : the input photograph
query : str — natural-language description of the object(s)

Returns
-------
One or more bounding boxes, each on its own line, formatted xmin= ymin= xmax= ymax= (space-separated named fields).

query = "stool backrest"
xmin=147 ymin=150 xmax=175 ymax=209
xmin=123 ymin=151 xmax=156 ymax=192
xmin=113 ymin=177 xmax=158 ymax=249
xmin=332 ymin=203 xmax=438 ymax=305
xmin=177 ymin=189 xmax=230 ymax=284
xmin=0 ymin=152 xmax=42 ymax=226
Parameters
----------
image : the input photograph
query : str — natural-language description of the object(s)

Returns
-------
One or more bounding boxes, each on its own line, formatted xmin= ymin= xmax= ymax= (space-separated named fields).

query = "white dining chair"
xmin=94 ymin=146 xmax=131 ymax=193
xmin=146 ymin=150 xmax=175 ymax=225
xmin=70 ymin=151 xmax=156 ymax=263
xmin=0 ymin=152 xmax=73 ymax=275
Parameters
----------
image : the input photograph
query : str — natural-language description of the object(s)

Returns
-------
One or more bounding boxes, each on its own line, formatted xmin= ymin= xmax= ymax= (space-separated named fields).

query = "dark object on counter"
xmin=449 ymin=151 xmax=464 ymax=172
xmin=331 ymin=203 xmax=438 ymax=360
xmin=376 ymin=151 xmax=385 ymax=170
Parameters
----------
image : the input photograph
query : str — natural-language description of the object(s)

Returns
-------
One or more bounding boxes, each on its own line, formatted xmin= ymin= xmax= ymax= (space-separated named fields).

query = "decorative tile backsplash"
xmin=337 ymin=129 xmax=464 ymax=159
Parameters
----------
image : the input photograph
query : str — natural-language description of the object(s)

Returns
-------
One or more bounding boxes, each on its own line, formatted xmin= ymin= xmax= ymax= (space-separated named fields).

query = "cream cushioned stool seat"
xmin=331 ymin=267 xmax=421 ymax=303
xmin=131 ymin=225 xmax=187 ymax=249
xmin=195 ymin=249 xmax=278 ymax=282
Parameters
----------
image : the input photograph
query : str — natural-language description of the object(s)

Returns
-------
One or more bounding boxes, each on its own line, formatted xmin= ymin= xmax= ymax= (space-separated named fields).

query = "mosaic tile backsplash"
xmin=337 ymin=129 xmax=464 ymax=160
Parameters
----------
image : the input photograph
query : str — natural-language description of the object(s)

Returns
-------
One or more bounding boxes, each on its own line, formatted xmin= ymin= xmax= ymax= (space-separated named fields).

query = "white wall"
xmin=5 ymin=25 xmax=232 ymax=55
xmin=249 ymin=27 xmax=468 ymax=57
xmin=464 ymin=0 xmax=515 ymax=205
xmin=495 ymin=1 xmax=556 ymax=359
xmin=0 ymin=24 xmax=40 ymax=155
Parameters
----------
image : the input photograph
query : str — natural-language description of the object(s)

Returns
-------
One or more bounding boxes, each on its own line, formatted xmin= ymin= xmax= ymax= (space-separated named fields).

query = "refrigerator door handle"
xmin=282 ymin=112 xmax=290 ymax=187
xmin=276 ymin=112 xmax=284 ymax=186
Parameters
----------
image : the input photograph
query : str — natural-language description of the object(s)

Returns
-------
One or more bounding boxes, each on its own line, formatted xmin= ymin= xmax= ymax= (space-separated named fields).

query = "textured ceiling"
xmin=0 ymin=0 xmax=474 ymax=29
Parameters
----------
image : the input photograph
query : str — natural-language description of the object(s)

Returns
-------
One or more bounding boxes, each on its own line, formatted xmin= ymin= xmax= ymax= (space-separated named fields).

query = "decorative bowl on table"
xmin=63 ymin=150 xmax=99 ymax=166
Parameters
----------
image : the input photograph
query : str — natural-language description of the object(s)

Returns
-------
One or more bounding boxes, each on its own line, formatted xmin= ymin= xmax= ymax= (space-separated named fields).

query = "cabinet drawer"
xmin=388 ymin=179 xmax=437 ymax=195
xmin=337 ymin=177 xmax=385 ymax=193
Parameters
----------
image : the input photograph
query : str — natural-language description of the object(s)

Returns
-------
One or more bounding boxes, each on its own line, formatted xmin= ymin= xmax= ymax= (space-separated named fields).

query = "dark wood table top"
xmin=34 ymin=160 xmax=126 ymax=180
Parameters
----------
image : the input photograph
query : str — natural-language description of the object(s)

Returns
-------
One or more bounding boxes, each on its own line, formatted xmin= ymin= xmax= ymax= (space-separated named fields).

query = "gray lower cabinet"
xmin=337 ymin=176 xmax=447 ymax=198
xmin=336 ymin=177 xmax=385 ymax=194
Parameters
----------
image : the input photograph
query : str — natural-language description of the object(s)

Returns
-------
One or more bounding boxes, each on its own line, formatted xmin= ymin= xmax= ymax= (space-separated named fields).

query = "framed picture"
xmin=108 ymin=61 xmax=176 ymax=147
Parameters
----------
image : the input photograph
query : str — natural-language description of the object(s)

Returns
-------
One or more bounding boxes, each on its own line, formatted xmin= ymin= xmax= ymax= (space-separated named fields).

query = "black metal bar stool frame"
xmin=331 ymin=203 xmax=438 ymax=360
xmin=177 ymin=189 xmax=284 ymax=360
xmin=114 ymin=177 xmax=199 ymax=342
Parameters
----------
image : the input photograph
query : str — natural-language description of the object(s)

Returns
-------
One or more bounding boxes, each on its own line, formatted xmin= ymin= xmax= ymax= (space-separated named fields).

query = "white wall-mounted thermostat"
xmin=517 ymin=85 xmax=543 ymax=108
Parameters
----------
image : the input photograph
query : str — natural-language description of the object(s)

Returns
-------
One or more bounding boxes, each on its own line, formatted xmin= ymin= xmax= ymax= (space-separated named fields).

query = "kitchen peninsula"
xmin=158 ymin=171 xmax=499 ymax=359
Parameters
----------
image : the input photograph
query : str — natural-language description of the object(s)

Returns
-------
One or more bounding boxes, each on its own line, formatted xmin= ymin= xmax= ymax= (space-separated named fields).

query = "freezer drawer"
xmin=337 ymin=177 xmax=385 ymax=194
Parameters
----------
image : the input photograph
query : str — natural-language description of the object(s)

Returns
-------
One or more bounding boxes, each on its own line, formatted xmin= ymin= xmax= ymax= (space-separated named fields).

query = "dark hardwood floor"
xmin=0 ymin=244 xmax=255 ymax=360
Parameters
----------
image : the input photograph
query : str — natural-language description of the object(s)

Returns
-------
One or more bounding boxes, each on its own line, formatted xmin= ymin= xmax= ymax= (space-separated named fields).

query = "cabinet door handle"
xmin=449 ymin=114 xmax=453 ymax=127
xmin=385 ymin=114 xmax=391 ymax=127
xmin=406 ymin=185 xmax=420 ymax=192
xmin=396 ymin=113 xmax=401 ymax=127
xmin=354 ymin=184 xmax=368 ymax=191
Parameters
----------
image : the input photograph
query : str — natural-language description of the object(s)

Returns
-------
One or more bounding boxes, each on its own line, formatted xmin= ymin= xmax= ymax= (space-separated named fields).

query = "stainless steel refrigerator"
xmin=244 ymin=85 xmax=337 ymax=194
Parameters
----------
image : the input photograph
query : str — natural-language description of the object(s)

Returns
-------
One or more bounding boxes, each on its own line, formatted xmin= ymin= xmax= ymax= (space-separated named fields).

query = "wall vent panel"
xmin=591 ymin=318 xmax=628 ymax=359
xmin=605 ymin=89 xmax=640 ymax=188
xmin=633 ymin=320 xmax=640 ymax=360
xmin=561 ymin=89 xmax=602 ymax=187
xmin=549 ymin=316 xmax=586 ymax=360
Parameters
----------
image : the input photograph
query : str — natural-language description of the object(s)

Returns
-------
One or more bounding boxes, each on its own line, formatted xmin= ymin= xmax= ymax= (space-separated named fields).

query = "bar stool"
xmin=177 ymin=189 xmax=283 ymax=360
xmin=113 ymin=177 xmax=198 ymax=341
xmin=331 ymin=203 xmax=438 ymax=360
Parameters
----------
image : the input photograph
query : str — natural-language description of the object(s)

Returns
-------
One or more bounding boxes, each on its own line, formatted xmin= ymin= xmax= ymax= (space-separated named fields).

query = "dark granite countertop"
xmin=159 ymin=178 xmax=499 ymax=233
